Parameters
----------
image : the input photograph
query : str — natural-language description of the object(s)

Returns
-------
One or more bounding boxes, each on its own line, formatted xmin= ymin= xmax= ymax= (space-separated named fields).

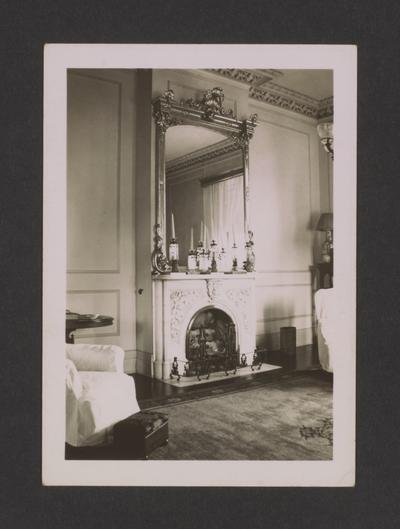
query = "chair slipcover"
xmin=66 ymin=344 xmax=140 ymax=447
xmin=314 ymin=288 xmax=337 ymax=373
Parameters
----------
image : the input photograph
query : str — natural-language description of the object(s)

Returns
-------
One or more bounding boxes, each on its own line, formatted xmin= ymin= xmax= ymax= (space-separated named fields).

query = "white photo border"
xmin=43 ymin=44 xmax=357 ymax=486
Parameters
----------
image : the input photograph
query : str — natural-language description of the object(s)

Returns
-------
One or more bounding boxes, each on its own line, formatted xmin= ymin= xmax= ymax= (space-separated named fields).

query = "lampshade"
xmin=316 ymin=212 xmax=333 ymax=231
xmin=317 ymin=122 xmax=333 ymax=141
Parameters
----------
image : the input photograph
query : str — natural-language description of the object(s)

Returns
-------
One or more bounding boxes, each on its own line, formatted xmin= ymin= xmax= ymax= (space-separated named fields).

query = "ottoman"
xmin=113 ymin=410 xmax=169 ymax=459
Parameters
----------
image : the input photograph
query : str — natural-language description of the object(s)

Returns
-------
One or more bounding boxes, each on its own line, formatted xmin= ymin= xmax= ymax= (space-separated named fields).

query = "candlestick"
xmin=199 ymin=249 xmax=209 ymax=273
xmin=169 ymin=237 xmax=179 ymax=273
xmin=190 ymin=226 xmax=194 ymax=250
xmin=171 ymin=212 xmax=176 ymax=239
xmin=187 ymin=249 xmax=197 ymax=271
xmin=219 ymin=247 xmax=226 ymax=272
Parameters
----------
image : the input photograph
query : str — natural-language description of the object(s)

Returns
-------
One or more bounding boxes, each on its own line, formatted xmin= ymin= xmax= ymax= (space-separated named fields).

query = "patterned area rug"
xmin=148 ymin=373 xmax=333 ymax=460
xmin=300 ymin=417 xmax=333 ymax=446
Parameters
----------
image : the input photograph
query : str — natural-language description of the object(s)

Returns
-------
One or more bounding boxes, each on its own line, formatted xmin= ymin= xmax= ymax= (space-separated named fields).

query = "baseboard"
xmin=135 ymin=350 xmax=153 ymax=377
xmin=123 ymin=349 xmax=137 ymax=374
xmin=263 ymin=343 xmax=320 ymax=371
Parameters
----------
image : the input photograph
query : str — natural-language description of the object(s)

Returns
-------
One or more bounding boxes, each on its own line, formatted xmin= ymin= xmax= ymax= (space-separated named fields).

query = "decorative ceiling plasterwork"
xmin=208 ymin=69 xmax=333 ymax=119
xmin=317 ymin=97 xmax=334 ymax=120
xmin=212 ymin=68 xmax=283 ymax=87
xmin=250 ymin=86 xmax=318 ymax=119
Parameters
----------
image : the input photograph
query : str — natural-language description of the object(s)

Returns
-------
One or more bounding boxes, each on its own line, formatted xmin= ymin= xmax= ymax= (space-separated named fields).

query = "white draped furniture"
xmin=314 ymin=288 xmax=336 ymax=373
xmin=65 ymin=343 xmax=140 ymax=448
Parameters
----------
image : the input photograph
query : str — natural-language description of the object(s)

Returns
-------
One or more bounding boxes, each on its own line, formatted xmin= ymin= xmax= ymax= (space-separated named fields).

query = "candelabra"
xmin=231 ymin=242 xmax=238 ymax=272
xmin=196 ymin=240 xmax=204 ymax=269
xmin=210 ymin=240 xmax=218 ymax=272
xmin=244 ymin=230 xmax=255 ymax=272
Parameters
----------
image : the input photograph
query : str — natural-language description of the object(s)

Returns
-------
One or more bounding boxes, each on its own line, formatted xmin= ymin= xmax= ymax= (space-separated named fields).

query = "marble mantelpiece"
xmin=152 ymin=273 xmax=256 ymax=380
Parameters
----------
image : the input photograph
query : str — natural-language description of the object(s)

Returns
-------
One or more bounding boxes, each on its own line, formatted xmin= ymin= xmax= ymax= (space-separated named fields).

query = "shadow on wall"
xmin=309 ymin=212 xmax=324 ymax=264
xmin=259 ymin=300 xmax=295 ymax=351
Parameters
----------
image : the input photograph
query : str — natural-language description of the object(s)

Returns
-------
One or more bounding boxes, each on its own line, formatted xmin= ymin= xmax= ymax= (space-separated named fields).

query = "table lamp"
xmin=316 ymin=212 xmax=333 ymax=262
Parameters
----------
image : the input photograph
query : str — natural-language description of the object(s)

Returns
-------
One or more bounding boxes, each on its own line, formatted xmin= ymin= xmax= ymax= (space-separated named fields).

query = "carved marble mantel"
xmin=152 ymin=273 xmax=256 ymax=380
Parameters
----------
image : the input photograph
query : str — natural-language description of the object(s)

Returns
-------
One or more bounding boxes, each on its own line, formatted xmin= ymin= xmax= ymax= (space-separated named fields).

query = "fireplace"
xmin=184 ymin=307 xmax=239 ymax=378
xmin=152 ymin=273 xmax=256 ymax=380
xmin=187 ymin=308 xmax=236 ymax=360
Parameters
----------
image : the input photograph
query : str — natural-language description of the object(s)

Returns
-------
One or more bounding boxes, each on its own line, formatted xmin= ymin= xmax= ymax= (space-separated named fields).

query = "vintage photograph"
xmin=43 ymin=45 xmax=356 ymax=486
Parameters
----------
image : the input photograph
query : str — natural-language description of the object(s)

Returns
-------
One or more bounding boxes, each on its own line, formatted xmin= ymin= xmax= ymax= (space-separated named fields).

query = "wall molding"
xmin=66 ymin=289 xmax=121 ymax=338
xmin=253 ymin=115 xmax=314 ymax=272
xmin=256 ymin=283 xmax=311 ymax=288
xmin=257 ymin=313 xmax=312 ymax=324
xmin=256 ymin=269 xmax=310 ymax=274
xmin=67 ymin=71 xmax=122 ymax=274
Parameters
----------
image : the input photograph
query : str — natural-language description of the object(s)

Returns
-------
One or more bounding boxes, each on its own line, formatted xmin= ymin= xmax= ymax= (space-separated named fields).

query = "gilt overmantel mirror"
xmin=151 ymin=87 xmax=258 ymax=275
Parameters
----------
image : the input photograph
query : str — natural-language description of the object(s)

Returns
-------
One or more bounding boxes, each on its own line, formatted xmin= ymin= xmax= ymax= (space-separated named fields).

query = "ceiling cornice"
xmin=317 ymin=97 xmax=334 ymax=120
xmin=208 ymin=69 xmax=333 ymax=120
xmin=166 ymin=138 xmax=240 ymax=176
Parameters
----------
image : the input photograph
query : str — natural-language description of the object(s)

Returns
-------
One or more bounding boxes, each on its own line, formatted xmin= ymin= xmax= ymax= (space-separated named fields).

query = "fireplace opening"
xmin=185 ymin=308 xmax=238 ymax=377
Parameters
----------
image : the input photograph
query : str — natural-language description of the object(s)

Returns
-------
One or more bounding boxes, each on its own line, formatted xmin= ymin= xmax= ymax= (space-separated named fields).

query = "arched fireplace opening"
xmin=185 ymin=307 xmax=239 ymax=377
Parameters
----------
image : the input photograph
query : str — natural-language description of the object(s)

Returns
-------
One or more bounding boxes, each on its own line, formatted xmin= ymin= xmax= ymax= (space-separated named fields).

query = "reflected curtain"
xmin=202 ymin=175 xmax=244 ymax=249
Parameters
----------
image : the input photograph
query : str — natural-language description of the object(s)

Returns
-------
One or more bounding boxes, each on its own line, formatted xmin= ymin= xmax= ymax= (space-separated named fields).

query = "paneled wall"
xmin=134 ymin=70 xmax=155 ymax=376
xmin=249 ymin=102 xmax=321 ymax=349
xmin=66 ymin=68 xmax=330 ymax=377
xmin=66 ymin=69 xmax=137 ymax=372
xmin=150 ymin=69 xmax=326 ymax=354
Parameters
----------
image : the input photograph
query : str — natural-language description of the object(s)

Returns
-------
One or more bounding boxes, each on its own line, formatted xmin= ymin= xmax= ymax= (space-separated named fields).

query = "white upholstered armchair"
xmin=65 ymin=343 xmax=140 ymax=448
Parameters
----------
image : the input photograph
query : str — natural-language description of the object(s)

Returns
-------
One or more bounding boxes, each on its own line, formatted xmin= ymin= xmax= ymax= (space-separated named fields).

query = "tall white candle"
xmin=190 ymin=226 xmax=194 ymax=250
xmin=171 ymin=212 xmax=176 ymax=239
xmin=232 ymin=225 xmax=236 ymax=245
xmin=200 ymin=220 xmax=204 ymax=242
xmin=204 ymin=225 xmax=208 ymax=248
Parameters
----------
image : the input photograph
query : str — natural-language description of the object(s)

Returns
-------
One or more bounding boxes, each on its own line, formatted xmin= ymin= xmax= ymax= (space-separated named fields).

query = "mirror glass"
xmin=165 ymin=125 xmax=245 ymax=266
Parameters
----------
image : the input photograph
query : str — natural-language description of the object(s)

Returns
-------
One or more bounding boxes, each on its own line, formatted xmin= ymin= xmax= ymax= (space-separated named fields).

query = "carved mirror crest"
xmin=151 ymin=87 xmax=257 ymax=275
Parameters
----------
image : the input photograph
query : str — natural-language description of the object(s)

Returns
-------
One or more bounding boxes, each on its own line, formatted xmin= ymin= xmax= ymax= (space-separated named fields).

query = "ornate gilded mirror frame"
xmin=151 ymin=87 xmax=257 ymax=275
